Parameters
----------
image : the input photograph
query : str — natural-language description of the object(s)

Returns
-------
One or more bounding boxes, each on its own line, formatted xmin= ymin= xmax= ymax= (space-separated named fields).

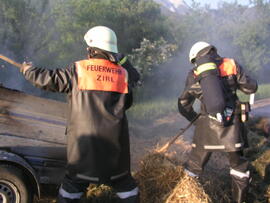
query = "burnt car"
xmin=0 ymin=86 xmax=67 ymax=202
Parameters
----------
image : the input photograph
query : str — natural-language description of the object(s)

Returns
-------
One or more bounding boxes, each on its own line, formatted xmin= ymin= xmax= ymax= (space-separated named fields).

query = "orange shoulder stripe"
xmin=76 ymin=59 xmax=128 ymax=94
xmin=219 ymin=58 xmax=237 ymax=77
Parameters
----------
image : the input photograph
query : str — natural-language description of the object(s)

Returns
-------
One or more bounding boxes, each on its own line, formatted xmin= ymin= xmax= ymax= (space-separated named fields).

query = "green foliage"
xmin=128 ymin=38 xmax=178 ymax=80
xmin=127 ymin=37 xmax=178 ymax=102
xmin=231 ymin=4 xmax=270 ymax=73
xmin=51 ymin=0 xmax=172 ymax=64
xmin=171 ymin=1 xmax=270 ymax=76
xmin=0 ymin=0 xmax=176 ymax=99
xmin=0 ymin=0 xmax=53 ymax=61
xmin=1 ymin=0 xmax=270 ymax=102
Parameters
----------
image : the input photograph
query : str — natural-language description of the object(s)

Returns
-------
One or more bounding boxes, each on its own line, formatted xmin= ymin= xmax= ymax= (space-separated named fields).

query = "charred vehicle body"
xmin=0 ymin=86 xmax=67 ymax=202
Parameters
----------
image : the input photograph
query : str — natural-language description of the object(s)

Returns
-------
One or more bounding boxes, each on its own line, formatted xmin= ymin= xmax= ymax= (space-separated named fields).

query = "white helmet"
xmin=189 ymin=41 xmax=212 ymax=63
xmin=84 ymin=26 xmax=118 ymax=53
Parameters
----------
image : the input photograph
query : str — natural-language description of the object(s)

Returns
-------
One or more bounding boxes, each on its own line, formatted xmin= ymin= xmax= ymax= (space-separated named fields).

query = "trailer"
xmin=0 ymin=86 xmax=67 ymax=202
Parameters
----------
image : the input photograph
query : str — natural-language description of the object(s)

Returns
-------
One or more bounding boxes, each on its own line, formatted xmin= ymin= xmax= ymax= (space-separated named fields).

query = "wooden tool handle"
xmin=0 ymin=55 xmax=23 ymax=69
xmin=156 ymin=114 xmax=201 ymax=153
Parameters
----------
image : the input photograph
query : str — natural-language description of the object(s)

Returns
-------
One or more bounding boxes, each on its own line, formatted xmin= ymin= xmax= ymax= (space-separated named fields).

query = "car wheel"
xmin=0 ymin=165 xmax=33 ymax=203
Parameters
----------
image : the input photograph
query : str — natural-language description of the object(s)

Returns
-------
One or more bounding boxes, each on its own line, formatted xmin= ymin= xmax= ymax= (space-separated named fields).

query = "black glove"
xmin=112 ymin=53 xmax=125 ymax=65
xmin=21 ymin=61 xmax=33 ymax=74
xmin=113 ymin=53 xmax=141 ymax=88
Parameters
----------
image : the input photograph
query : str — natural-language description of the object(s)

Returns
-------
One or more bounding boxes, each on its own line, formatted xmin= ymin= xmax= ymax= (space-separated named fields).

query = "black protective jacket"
xmin=23 ymin=53 xmax=140 ymax=183
xmin=178 ymin=57 xmax=257 ymax=151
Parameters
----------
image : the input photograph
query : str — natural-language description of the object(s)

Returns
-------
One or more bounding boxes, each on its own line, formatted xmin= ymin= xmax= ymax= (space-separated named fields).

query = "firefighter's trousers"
xmin=57 ymin=173 xmax=139 ymax=203
xmin=185 ymin=147 xmax=250 ymax=203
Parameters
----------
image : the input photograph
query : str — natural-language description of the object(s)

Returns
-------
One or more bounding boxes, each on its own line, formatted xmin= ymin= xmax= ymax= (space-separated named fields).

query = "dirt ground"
xmin=35 ymin=98 xmax=270 ymax=202
xmin=34 ymin=112 xmax=189 ymax=202
xmin=34 ymin=112 xmax=228 ymax=202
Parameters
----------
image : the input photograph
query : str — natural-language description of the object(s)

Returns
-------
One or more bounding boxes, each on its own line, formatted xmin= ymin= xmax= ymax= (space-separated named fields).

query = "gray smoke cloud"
xmin=144 ymin=1 xmax=270 ymax=103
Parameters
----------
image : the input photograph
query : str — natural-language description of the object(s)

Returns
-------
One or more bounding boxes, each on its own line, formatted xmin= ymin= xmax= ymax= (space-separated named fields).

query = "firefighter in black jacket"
xmin=178 ymin=41 xmax=257 ymax=203
xmin=21 ymin=26 xmax=140 ymax=203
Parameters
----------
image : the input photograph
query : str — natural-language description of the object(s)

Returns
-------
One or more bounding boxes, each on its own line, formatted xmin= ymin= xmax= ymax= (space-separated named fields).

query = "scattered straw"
xmin=135 ymin=153 xmax=211 ymax=203
xmin=83 ymin=184 xmax=117 ymax=203
xmin=166 ymin=174 xmax=211 ymax=203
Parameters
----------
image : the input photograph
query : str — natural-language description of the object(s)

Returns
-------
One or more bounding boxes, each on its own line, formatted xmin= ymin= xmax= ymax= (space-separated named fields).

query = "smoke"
xmin=0 ymin=47 xmax=27 ymax=89
xmin=0 ymin=0 xmax=67 ymax=101
xmin=142 ymin=1 xmax=270 ymax=104
xmin=1 ymin=0 xmax=269 ymax=103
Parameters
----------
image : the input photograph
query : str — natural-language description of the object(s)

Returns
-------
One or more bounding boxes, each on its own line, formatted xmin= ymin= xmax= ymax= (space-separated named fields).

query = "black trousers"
xmin=185 ymin=147 xmax=249 ymax=175
xmin=57 ymin=173 xmax=139 ymax=203
xmin=185 ymin=147 xmax=250 ymax=203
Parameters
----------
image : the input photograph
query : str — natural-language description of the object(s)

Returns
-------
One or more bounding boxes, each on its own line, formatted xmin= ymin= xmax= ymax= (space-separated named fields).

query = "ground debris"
xmin=35 ymin=116 xmax=270 ymax=203
xmin=135 ymin=153 xmax=211 ymax=203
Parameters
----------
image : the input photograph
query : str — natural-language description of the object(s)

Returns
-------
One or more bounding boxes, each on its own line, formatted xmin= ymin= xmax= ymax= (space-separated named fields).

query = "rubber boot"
xmin=231 ymin=175 xmax=249 ymax=203
xmin=119 ymin=194 xmax=140 ymax=203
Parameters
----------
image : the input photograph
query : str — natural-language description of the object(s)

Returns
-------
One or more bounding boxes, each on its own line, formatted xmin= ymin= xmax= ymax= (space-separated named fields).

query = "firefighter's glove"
xmin=115 ymin=53 xmax=141 ymax=88
xmin=115 ymin=53 xmax=127 ymax=66
xmin=21 ymin=61 xmax=33 ymax=74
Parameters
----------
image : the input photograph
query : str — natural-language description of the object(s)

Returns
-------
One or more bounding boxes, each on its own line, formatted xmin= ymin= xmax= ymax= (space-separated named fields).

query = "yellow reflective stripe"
xmin=195 ymin=62 xmax=217 ymax=75
xmin=118 ymin=56 xmax=127 ymax=66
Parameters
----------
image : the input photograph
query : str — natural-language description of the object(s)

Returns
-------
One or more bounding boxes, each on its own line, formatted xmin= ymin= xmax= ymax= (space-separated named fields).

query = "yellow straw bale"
xmin=135 ymin=153 xmax=211 ymax=203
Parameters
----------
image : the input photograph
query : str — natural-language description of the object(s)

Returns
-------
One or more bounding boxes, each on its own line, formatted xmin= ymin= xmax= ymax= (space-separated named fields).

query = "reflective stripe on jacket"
xmin=23 ymin=56 xmax=139 ymax=182
xmin=178 ymin=57 xmax=257 ymax=151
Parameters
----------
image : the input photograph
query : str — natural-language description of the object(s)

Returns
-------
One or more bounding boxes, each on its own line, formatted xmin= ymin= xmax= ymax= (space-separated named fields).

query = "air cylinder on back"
xmin=195 ymin=60 xmax=226 ymax=115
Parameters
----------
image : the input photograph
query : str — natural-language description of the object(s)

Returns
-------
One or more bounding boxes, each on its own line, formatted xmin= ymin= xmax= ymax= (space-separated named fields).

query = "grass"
xmin=256 ymin=84 xmax=270 ymax=99
xmin=128 ymin=83 xmax=270 ymax=122
xmin=127 ymin=99 xmax=177 ymax=122
xmin=237 ymin=83 xmax=270 ymax=101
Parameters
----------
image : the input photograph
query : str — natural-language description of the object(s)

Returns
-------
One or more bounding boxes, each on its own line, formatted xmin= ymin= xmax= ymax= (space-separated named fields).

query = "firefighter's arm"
xmin=236 ymin=63 xmax=258 ymax=94
xmin=125 ymin=90 xmax=133 ymax=110
xmin=178 ymin=72 xmax=199 ymax=122
xmin=115 ymin=54 xmax=139 ymax=110
xmin=178 ymin=93 xmax=198 ymax=122
xmin=22 ymin=63 xmax=73 ymax=93
xmin=117 ymin=54 xmax=140 ymax=88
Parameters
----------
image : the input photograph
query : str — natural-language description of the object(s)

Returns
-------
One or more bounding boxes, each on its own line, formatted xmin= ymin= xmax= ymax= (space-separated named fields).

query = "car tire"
xmin=0 ymin=164 xmax=33 ymax=203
